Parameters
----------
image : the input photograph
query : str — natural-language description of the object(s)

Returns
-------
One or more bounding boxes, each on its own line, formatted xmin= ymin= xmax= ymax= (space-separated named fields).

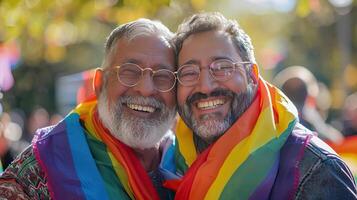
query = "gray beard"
xmin=97 ymin=91 xmax=176 ymax=150
xmin=178 ymin=84 xmax=255 ymax=150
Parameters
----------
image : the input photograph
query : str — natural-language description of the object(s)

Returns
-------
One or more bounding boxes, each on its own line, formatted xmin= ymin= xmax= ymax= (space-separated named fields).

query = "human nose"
xmin=195 ymin=68 xmax=217 ymax=94
xmin=133 ymin=71 xmax=156 ymax=96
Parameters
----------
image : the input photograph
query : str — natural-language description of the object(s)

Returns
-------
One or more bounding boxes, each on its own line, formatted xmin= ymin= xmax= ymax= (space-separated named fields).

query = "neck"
xmin=193 ymin=133 xmax=212 ymax=154
xmin=132 ymin=145 xmax=161 ymax=172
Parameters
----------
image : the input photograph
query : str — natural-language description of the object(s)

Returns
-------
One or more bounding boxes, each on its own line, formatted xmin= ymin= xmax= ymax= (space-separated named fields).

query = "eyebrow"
xmin=181 ymin=59 xmax=199 ymax=66
xmin=180 ymin=56 xmax=235 ymax=66
xmin=155 ymin=64 xmax=175 ymax=71
xmin=212 ymin=56 xmax=235 ymax=62
xmin=122 ymin=58 xmax=174 ymax=70
xmin=122 ymin=58 xmax=140 ymax=65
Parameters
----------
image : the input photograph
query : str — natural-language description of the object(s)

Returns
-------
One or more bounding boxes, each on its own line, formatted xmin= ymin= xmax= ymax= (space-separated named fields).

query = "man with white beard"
xmin=0 ymin=19 xmax=177 ymax=200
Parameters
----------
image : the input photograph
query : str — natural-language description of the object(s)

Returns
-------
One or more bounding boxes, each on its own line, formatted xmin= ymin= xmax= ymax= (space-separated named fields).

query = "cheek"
xmin=105 ymin=83 xmax=127 ymax=103
xmin=177 ymin=86 xmax=192 ymax=106
xmin=226 ymin=71 xmax=249 ymax=93
xmin=161 ymin=90 xmax=176 ymax=108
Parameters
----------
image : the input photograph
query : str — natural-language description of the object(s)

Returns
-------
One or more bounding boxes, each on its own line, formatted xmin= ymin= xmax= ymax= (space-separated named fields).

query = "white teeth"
xmin=209 ymin=101 xmax=213 ymax=107
xmin=197 ymin=99 xmax=225 ymax=110
xmin=127 ymin=103 xmax=155 ymax=113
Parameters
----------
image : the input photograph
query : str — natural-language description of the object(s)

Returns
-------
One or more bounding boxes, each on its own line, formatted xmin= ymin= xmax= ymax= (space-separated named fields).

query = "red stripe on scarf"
xmin=92 ymin=109 xmax=160 ymax=200
xmin=174 ymin=89 xmax=262 ymax=199
xmin=174 ymin=145 xmax=212 ymax=199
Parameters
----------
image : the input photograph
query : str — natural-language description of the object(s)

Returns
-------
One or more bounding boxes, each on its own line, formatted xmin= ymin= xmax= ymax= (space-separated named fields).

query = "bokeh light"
xmin=0 ymin=0 xmax=355 ymax=166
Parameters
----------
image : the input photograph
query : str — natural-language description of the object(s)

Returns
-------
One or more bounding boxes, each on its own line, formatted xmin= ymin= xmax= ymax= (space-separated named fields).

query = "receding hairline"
xmin=102 ymin=18 xmax=175 ymax=69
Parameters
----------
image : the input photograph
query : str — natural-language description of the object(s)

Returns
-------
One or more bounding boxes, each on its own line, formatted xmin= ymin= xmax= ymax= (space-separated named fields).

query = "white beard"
xmin=97 ymin=91 xmax=176 ymax=149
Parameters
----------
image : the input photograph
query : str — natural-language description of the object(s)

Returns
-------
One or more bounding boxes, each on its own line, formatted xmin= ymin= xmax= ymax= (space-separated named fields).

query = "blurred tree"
xmin=0 ymin=0 xmax=355 ymax=120
xmin=275 ymin=0 xmax=356 ymax=120
xmin=0 ymin=0 xmax=172 ymax=64
xmin=0 ymin=0 xmax=174 ymax=115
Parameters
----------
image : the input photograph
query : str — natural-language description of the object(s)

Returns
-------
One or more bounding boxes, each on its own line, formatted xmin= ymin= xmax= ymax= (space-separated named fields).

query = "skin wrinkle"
xmin=178 ymin=84 xmax=255 ymax=145
xmin=176 ymin=29 xmax=258 ymax=147
xmin=97 ymin=34 xmax=177 ymax=152
xmin=97 ymin=88 xmax=176 ymax=150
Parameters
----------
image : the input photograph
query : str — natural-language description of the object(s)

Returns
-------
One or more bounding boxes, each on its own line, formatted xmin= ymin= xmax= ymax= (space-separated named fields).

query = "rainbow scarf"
xmin=33 ymin=100 xmax=164 ymax=200
xmin=168 ymin=77 xmax=300 ymax=199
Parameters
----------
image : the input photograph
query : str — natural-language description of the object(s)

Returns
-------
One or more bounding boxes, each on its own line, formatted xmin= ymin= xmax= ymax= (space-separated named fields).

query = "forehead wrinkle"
xmin=122 ymin=55 xmax=174 ymax=71
xmin=180 ymin=55 xmax=236 ymax=68
xmin=111 ymin=35 xmax=175 ymax=72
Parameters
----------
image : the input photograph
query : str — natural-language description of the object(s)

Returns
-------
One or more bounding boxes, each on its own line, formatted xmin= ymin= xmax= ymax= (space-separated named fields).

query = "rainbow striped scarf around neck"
xmin=168 ymin=77 xmax=299 ymax=200
xmin=33 ymin=99 xmax=162 ymax=200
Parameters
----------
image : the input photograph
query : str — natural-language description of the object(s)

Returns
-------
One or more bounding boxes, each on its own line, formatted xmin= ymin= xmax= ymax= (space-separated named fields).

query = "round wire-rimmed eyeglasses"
xmin=176 ymin=59 xmax=253 ymax=87
xmin=104 ymin=63 xmax=177 ymax=92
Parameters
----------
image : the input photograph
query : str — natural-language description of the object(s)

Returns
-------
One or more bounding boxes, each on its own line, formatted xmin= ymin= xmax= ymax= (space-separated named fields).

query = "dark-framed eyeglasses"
xmin=176 ymin=59 xmax=253 ymax=87
xmin=105 ymin=63 xmax=177 ymax=92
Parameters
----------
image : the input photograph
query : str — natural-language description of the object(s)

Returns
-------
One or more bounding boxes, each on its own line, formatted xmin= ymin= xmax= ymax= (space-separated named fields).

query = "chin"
xmin=194 ymin=118 xmax=229 ymax=143
xmin=97 ymin=91 xmax=176 ymax=149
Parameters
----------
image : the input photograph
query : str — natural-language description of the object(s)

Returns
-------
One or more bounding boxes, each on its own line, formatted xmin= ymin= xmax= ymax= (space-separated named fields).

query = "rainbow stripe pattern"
xmin=171 ymin=77 xmax=299 ymax=200
xmin=33 ymin=100 xmax=161 ymax=200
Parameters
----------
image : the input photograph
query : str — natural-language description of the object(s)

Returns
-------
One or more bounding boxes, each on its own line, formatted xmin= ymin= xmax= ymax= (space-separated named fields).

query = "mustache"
xmin=186 ymin=88 xmax=235 ymax=105
xmin=118 ymin=95 xmax=164 ymax=109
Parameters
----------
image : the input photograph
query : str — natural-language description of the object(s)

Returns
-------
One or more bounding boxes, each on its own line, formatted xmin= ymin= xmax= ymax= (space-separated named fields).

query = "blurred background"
xmin=0 ymin=0 xmax=356 ymax=170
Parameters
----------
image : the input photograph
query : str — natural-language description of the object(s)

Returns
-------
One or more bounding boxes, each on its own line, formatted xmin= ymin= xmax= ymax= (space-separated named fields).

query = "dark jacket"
xmin=277 ymin=124 xmax=357 ymax=200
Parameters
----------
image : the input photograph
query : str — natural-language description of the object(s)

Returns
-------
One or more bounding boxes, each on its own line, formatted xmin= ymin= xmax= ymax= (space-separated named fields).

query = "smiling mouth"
xmin=196 ymin=99 xmax=226 ymax=110
xmin=127 ymin=103 xmax=156 ymax=113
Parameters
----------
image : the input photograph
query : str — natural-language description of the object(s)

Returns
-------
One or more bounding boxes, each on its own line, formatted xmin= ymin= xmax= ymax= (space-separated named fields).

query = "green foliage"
xmin=1 ymin=0 xmax=174 ymax=114
xmin=1 ymin=0 xmax=356 ymax=117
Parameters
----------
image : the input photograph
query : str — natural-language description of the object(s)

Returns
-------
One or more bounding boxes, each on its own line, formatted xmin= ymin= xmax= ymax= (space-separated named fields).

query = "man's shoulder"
xmin=289 ymin=123 xmax=341 ymax=163
xmin=33 ymin=123 xmax=65 ymax=142
xmin=299 ymin=128 xmax=340 ymax=172
xmin=294 ymin=125 xmax=357 ymax=199
xmin=0 ymin=145 xmax=50 ymax=199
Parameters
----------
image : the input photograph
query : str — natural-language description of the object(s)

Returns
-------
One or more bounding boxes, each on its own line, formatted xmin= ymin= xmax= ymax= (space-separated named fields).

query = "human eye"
xmin=212 ymin=61 xmax=234 ymax=77
xmin=178 ymin=65 xmax=199 ymax=81
xmin=153 ymin=70 xmax=174 ymax=83
xmin=117 ymin=64 xmax=141 ymax=84
xmin=119 ymin=68 xmax=139 ymax=78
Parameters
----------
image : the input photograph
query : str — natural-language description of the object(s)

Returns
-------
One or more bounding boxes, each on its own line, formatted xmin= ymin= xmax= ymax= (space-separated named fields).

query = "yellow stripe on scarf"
xmin=72 ymin=100 xmax=134 ymax=198
xmin=71 ymin=100 xmax=101 ymax=139
xmin=109 ymin=152 xmax=134 ymax=199
xmin=176 ymin=118 xmax=197 ymax=166
xmin=205 ymin=81 xmax=296 ymax=199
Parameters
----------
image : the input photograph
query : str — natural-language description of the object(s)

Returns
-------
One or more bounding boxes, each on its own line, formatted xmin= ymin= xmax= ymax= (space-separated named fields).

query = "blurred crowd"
xmin=274 ymin=66 xmax=357 ymax=139
xmin=0 ymin=65 xmax=356 ymax=170
xmin=0 ymin=106 xmax=62 ymax=169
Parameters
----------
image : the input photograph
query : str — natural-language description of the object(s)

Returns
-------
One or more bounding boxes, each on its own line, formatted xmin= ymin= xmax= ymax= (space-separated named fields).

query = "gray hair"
xmin=102 ymin=18 xmax=174 ymax=69
xmin=173 ymin=12 xmax=256 ymax=63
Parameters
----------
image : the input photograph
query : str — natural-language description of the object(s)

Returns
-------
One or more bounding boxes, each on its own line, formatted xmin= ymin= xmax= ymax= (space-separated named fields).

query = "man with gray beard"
xmin=162 ymin=12 xmax=356 ymax=200
xmin=0 ymin=19 xmax=177 ymax=200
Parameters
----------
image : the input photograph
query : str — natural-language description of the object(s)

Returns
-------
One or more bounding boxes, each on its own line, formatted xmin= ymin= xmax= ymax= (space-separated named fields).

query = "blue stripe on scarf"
xmin=65 ymin=113 xmax=110 ymax=200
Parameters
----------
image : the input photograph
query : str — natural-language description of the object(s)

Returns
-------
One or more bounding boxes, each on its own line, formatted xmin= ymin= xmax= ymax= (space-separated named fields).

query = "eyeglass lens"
xmin=177 ymin=60 xmax=241 ymax=86
xmin=117 ymin=63 xmax=176 ymax=92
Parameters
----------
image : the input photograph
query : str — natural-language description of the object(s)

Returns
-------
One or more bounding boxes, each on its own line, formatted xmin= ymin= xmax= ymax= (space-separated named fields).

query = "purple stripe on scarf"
xmin=33 ymin=121 xmax=86 ymax=200
xmin=269 ymin=125 xmax=312 ymax=200
xmin=248 ymin=156 xmax=279 ymax=200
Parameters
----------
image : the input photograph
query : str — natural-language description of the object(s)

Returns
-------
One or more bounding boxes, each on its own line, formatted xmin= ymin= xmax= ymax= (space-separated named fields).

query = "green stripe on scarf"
xmin=175 ymin=138 xmax=189 ymax=175
xmin=85 ymin=130 xmax=131 ymax=199
xmin=220 ymin=120 xmax=296 ymax=199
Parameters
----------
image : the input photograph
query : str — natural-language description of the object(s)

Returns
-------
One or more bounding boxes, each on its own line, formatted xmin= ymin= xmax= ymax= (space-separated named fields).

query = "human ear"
xmin=93 ymin=68 xmax=104 ymax=97
xmin=250 ymin=63 xmax=259 ymax=84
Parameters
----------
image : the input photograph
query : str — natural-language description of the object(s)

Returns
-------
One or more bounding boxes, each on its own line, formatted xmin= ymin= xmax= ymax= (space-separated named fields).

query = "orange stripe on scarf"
xmin=92 ymin=109 xmax=160 ymax=200
xmin=175 ymin=90 xmax=262 ymax=200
